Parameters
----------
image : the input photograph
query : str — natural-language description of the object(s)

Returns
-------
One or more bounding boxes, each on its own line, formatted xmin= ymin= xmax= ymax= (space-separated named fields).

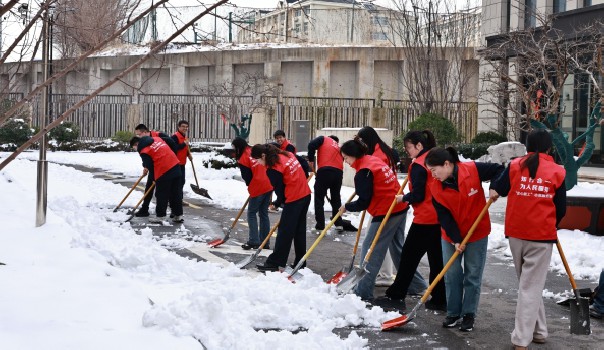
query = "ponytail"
xmin=403 ymin=129 xmax=436 ymax=151
xmin=521 ymin=129 xmax=552 ymax=178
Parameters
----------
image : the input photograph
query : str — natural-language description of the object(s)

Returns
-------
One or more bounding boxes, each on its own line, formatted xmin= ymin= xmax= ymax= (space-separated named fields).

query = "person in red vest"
xmin=339 ymin=138 xmax=410 ymax=303
xmin=490 ymin=129 xmax=566 ymax=349
xmin=130 ymin=136 xmax=183 ymax=223
xmin=357 ymin=126 xmax=428 ymax=296
xmin=425 ymin=147 xmax=503 ymax=332
xmin=273 ymin=129 xmax=297 ymax=153
xmin=172 ymin=120 xmax=193 ymax=192
xmin=251 ymin=144 xmax=311 ymax=272
xmin=232 ymin=137 xmax=273 ymax=250
xmin=133 ymin=124 xmax=177 ymax=217
xmin=307 ymin=135 xmax=349 ymax=232
xmin=377 ymin=130 xmax=447 ymax=311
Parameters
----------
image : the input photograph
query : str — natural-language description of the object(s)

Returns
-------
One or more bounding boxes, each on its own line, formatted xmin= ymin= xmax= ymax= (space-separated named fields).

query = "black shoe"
xmin=314 ymin=223 xmax=325 ymax=231
xmin=241 ymin=243 xmax=260 ymax=250
xmin=371 ymin=296 xmax=406 ymax=312
xmin=256 ymin=263 xmax=280 ymax=272
xmin=459 ymin=314 xmax=475 ymax=332
xmin=134 ymin=208 xmax=150 ymax=217
xmin=590 ymin=305 xmax=603 ymax=319
xmin=442 ymin=315 xmax=461 ymax=328
xmin=169 ymin=213 xmax=175 ymax=218
xmin=425 ymin=300 xmax=447 ymax=312
xmin=341 ymin=219 xmax=358 ymax=232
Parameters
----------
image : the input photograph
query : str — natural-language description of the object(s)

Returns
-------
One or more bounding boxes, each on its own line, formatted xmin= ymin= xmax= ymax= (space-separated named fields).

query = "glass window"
xmin=553 ymin=0 xmax=566 ymax=13
xmin=524 ymin=0 xmax=536 ymax=28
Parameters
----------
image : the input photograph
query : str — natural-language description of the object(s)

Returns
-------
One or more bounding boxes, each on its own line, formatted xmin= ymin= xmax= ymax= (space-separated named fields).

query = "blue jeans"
xmin=441 ymin=236 xmax=488 ymax=317
xmin=594 ymin=269 xmax=604 ymax=313
xmin=355 ymin=211 xmax=427 ymax=300
xmin=246 ymin=192 xmax=271 ymax=246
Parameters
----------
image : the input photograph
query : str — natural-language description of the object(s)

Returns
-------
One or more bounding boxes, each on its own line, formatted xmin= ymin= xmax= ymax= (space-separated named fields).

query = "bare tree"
xmin=193 ymin=71 xmax=279 ymax=139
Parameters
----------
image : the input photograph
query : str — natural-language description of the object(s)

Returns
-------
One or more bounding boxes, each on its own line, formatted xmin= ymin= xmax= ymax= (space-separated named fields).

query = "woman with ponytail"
xmin=339 ymin=137 xmax=412 ymax=303
xmin=251 ymin=144 xmax=311 ymax=272
xmin=491 ymin=129 xmax=566 ymax=349
xmin=425 ymin=146 xmax=503 ymax=332
xmin=378 ymin=130 xmax=447 ymax=311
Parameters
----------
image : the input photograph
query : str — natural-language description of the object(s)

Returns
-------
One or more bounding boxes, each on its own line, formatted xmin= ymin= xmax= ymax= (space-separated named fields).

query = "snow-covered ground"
xmin=1 ymin=150 xmax=603 ymax=349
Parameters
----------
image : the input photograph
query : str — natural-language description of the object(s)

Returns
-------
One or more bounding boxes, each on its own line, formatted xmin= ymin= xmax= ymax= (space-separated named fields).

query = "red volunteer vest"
xmin=505 ymin=153 xmax=565 ymax=241
xmin=140 ymin=137 xmax=180 ymax=180
xmin=280 ymin=139 xmax=297 ymax=153
xmin=352 ymin=155 xmax=408 ymax=217
xmin=372 ymin=144 xmax=396 ymax=173
xmin=150 ymin=131 xmax=160 ymax=137
xmin=316 ymin=136 xmax=343 ymax=170
xmin=238 ymin=147 xmax=273 ymax=197
xmin=270 ymin=153 xmax=311 ymax=203
xmin=408 ymin=152 xmax=438 ymax=224
xmin=173 ymin=131 xmax=188 ymax=165
xmin=429 ymin=162 xmax=490 ymax=243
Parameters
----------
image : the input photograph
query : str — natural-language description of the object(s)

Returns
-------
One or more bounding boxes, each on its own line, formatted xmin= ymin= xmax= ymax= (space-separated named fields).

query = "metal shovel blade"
xmin=570 ymin=296 xmax=591 ymax=335
xmin=208 ymin=227 xmax=231 ymax=247
xmin=190 ymin=184 xmax=212 ymax=199
xmin=326 ymin=270 xmax=347 ymax=284
xmin=381 ymin=302 xmax=421 ymax=331
xmin=335 ymin=266 xmax=367 ymax=294
xmin=557 ymin=288 xmax=593 ymax=307
xmin=235 ymin=251 xmax=259 ymax=269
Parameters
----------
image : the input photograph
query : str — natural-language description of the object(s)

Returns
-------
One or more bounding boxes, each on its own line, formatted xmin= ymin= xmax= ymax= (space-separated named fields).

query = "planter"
xmin=558 ymin=195 xmax=604 ymax=236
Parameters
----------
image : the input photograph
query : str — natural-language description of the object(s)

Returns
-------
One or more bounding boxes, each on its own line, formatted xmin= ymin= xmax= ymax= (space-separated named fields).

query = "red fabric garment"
xmin=270 ymin=153 xmax=311 ymax=203
xmin=139 ymin=137 xmax=180 ymax=180
xmin=238 ymin=147 xmax=273 ymax=197
xmin=173 ymin=131 xmax=188 ymax=165
xmin=505 ymin=153 xmax=566 ymax=241
xmin=150 ymin=131 xmax=161 ymax=137
xmin=372 ymin=144 xmax=396 ymax=173
xmin=316 ymin=136 xmax=343 ymax=170
xmin=351 ymin=155 xmax=408 ymax=217
xmin=408 ymin=152 xmax=438 ymax=224
xmin=280 ymin=139 xmax=297 ymax=153
xmin=429 ymin=162 xmax=491 ymax=243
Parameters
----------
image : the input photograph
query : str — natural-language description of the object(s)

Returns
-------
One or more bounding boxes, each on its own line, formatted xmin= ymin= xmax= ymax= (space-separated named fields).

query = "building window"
xmin=303 ymin=22 xmax=308 ymax=34
xmin=303 ymin=6 xmax=310 ymax=15
xmin=524 ymin=0 xmax=536 ymax=28
xmin=371 ymin=32 xmax=388 ymax=40
xmin=295 ymin=9 xmax=301 ymax=17
xmin=553 ymin=0 xmax=566 ymax=13
xmin=371 ymin=16 xmax=389 ymax=26
xmin=584 ymin=0 xmax=592 ymax=7
xmin=295 ymin=23 xmax=301 ymax=33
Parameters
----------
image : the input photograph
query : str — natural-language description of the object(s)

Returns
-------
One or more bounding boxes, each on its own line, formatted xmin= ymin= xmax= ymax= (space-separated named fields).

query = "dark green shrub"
xmin=0 ymin=119 xmax=34 ymax=146
xmin=201 ymin=157 xmax=237 ymax=169
xmin=49 ymin=141 xmax=85 ymax=152
xmin=394 ymin=113 xmax=461 ymax=156
xmin=49 ymin=121 xmax=80 ymax=144
xmin=471 ymin=131 xmax=507 ymax=144
xmin=111 ymin=130 xmax=135 ymax=144
xmin=457 ymin=143 xmax=490 ymax=160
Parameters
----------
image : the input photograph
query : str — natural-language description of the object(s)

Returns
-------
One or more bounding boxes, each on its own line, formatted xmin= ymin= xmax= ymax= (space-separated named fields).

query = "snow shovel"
xmin=336 ymin=177 xmax=409 ymax=294
xmin=556 ymin=239 xmax=591 ymax=335
xmin=235 ymin=219 xmax=280 ymax=269
xmin=188 ymin=149 xmax=212 ymax=199
xmin=381 ymin=198 xmax=493 ymax=331
xmin=113 ymin=172 xmax=146 ymax=212
xmin=285 ymin=191 xmax=357 ymax=281
xmin=208 ymin=196 xmax=250 ymax=247
xmin=327 ymin=210 xmax=366 ymax=284
xmin=125 ymin=182 xmax=156 ymax=223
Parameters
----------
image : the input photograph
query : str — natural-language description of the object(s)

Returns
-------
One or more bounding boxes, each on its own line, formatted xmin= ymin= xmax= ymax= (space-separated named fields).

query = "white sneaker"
xmin=149 ymin=216 xmax=166 ymax=224
xmin=172 ymin=215 xmax=184 ymax=223
xmin=374 ymin=277 xmax=395 ymax=287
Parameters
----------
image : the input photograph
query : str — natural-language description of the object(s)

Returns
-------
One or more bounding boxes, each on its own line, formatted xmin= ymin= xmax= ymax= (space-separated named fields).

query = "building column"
xmin=170 ymin=66 xmax=186 ymax=94
xmin=358 ymin=56 xmax=374 ymax=99
xmin=312 ymin=60 xmax=330 ymax=97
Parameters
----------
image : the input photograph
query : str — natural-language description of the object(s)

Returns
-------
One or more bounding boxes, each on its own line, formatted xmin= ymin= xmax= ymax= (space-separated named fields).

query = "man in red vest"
xmin=172 ymin=120 xmax=193 ymax=191
xmin=130 ymin=136 xmax=184 ymax=223
xmin=273 ymin=129 xmax=297 ymax=153
xmin=133 ymin=124 xmax=177 ymax=217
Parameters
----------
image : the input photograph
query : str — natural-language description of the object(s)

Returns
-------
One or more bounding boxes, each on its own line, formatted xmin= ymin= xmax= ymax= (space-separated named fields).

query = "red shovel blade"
xmin=326 ymin=271 xmax=347 ymax=284
xmin=208 ymin=238 xmax=225 ymax=247
xmin=381 ymin=314 xmax=413 ymax=331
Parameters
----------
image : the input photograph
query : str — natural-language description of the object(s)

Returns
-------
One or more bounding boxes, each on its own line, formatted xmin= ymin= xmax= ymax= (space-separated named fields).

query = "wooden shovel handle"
xmin=114 ymin=172 xmax=145 ymax=211
xmin=230 ymin=196 xmax=251 ymax=230
xmin=420 ymin=198 xmax=493 ymax=303
xmin=131 ymin=182 xmax=156 ymax=213
xmin=556 ymin=239 xmax=578 ymax=290
xmin=351 ymin=210 xmax=366 ymax=256
xmin=187 ymin=145 xmax=200 ymax=187
xmin=363 ymin=176 xmax=409 ymax=263
xmin=258 ymin=220 xmax=280 ymax=249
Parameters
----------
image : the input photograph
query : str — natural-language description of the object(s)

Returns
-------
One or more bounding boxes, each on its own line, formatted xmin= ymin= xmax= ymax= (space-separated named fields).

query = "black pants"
xmin=180 ymin=164 xmax=186 ymax=190
xmin=155 ymin=166 xmax=183 ymax=217
xmin=141 ymin=170 xmax=155 ymax=210
xmin=313 ymin=168 xmax=343 ymax=226
xmin=386 ymin=223 xmax=446 ymax=304
xmin=266 ymin=194 xmax=311 ymax=267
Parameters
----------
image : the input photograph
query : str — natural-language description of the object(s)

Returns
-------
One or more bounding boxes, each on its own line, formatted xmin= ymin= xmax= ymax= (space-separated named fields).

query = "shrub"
xmin=471 ymin=131 xmax=507 ymax=144
xmin=457 ymin=143 xmax=490 ymax=160
xmin=394 ymin=112 xmax=461 ymax=156
xmin=0 ymin=118 xmax=34 ymax=146
xmin=49 ymin=121 xmax=80 ymax=144
xmin=111 ymin=130 xmax=135 ymax=144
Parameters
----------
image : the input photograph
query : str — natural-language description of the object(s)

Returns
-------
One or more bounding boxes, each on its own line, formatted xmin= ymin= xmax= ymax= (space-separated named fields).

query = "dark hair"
xmin=328 ymin=135 xmax=339 ymax=143
xmin=357 ymin=126 xmax=397 ymax=169
xmin=178 ymin=120 xmax=189 ymax=127
xmin=135 ymin=124 xmax=149 ymax=132
xmin=521 ymin=129 xmax=552 ymax=178
xmin=273 ymin=129 xmax=286 ymax=138
xmin=340 ymin=137 xmax=369 ymax=159
xmin=231 ymin=137 xmax=248 ymax=160
xmin=250 ymin=143 xmax=288 ymax=167
xmin=129 ymin=136 xmax=140 ymax=148
xmin=403 ymin=130 xmax=436 ymax=151
xmin=425 ymin=147 xmax=460 ymax=167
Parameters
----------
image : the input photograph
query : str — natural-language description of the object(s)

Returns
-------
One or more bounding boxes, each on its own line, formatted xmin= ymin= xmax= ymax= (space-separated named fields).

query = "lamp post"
xmin=36 ymin=4 xmax=54 ymax=227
